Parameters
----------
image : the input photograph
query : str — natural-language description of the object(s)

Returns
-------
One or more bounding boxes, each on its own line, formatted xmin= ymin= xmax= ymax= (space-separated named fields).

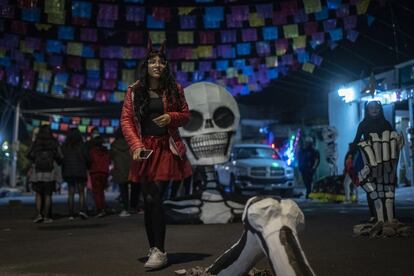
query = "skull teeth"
xmin=190 ymin=132 xmax=228 ymax=159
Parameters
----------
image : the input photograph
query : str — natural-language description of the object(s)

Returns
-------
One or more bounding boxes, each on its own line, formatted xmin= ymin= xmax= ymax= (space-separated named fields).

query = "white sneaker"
xmin=119 ymin=210 xmax=131 ymax=217
xmin=144 ymin=247 xmax=168 ymax=269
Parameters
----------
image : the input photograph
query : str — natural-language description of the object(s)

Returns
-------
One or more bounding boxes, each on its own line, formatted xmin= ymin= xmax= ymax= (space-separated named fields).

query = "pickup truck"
xmin=215 ymin=144 xmax=295 ymax=196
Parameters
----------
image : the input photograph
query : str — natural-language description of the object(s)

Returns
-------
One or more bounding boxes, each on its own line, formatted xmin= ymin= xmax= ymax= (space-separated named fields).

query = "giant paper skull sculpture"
xmin=180 ymin=82 xmax=240 ymax=165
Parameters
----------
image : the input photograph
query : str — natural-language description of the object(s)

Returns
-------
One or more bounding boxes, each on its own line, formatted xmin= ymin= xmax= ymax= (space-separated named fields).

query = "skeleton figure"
xmin=164 ymin=82 xmax=244 ymax=224
xmin=176 ymin=197 xmax=314 ymax=276
xmin=357 ymin=130 xmax=403 ymax=223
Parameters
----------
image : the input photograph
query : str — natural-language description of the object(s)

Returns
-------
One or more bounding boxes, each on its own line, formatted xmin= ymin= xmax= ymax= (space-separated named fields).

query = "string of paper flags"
xmin=0 ymin=0 xmax=373 ymax=100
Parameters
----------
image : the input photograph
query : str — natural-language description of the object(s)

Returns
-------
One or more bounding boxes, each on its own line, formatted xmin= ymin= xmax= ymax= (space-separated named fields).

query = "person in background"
xmin=62 ymin=127 xmax=90 ymax=220
xmin=121 ymin=39 xmax=192 ymax=269
xmin=298 ymin=137 xmax=320 ymax=200
xmin=110 ymin=128 xmax=133 ymax=217
xmin=343 ymin=143 xmax=358 ymax=204
xmin=89 ymin=135 xmax=110 ymax=217
xmin=85 ymin=127 xmax=100 ymax=213
xmin=27 ymin=124 xmax=62 ymax=223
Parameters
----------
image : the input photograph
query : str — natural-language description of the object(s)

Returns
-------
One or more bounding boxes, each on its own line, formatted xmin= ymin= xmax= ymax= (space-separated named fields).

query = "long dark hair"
xmin=34 ymin=124 xmax=57 ymax=148
xmin=133 ymin=50 xmax=181 ymax=122
xmin=63 ymin=127 xmax=83 ymax=147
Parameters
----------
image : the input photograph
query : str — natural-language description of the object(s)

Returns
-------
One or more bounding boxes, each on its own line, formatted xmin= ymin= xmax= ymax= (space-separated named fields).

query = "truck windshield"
xmin=234 ymin=147 xmax=280 ymax=160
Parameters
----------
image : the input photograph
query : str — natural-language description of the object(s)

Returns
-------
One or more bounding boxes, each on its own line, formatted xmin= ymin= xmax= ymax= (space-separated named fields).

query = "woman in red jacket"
xmin=121 ymin=40 xmax=192 ymax=270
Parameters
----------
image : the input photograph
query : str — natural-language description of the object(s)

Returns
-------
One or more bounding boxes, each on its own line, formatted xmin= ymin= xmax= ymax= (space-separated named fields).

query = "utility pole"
xmin=9 ymin=101 xmax=20 ymax=187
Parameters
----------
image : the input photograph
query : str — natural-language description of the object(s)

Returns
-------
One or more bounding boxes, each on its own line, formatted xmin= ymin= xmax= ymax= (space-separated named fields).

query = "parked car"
xmin=216 ymin=144 xmax=295 ymax=196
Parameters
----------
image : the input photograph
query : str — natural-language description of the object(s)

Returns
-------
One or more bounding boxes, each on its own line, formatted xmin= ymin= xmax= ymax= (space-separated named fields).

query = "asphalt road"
xmin=0 ymin=199 xmax=413 ymax=276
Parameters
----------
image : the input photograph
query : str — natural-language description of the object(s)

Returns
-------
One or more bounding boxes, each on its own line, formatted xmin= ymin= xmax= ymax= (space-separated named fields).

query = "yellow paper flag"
xmin=114 ymin=92 xmax=126 ymax=102
xmin=35 ymin=24 xmax=52 ymax=31
xmin=149 ymin=31 xmax=166 ymax=44
xmin=122 ymin=47 xmax=133 ymax=59
xmin=181 ymin=62 xmax=195 ymax=72
xmin=67 ymin=42 xmax=83 ymax=56
xmin=237 ymin=75 xmax=249 ymax=84
xmin=39 ymin=70 xmax=52 ymax=80
xmin=357 ymin=0 xmax=370 ymax=15
xmin=48 ymin=13 xmax=65 ymax=24
xmin=20 ymin=41 xmax=33 ymax=54
xmin=226 ymin=68 xmax=237 ymax=78
xmin=122 ymin=70 xmax=136 ymax=83
xmin=249 ymin=13 xmax=265 ymax=27
xmin=265 ymin=56 xmax=278 ymax=68
xmin=33 ymin=62 xmax=47 ymax=72
xmin=45 ymin=0 xmax=65 ymax=14
xmin=303 ymin=0 xmax=322 ymax=14
xmin=178 ymin=31 xmax=194 ymax=44
xmin=302 ymin=63 xmax=316 ymax=73
xmin=86 ymin=59 xmax=100 ymax=70
xmin=293 ymin=36 xmax=307 ymax=49
xmin=283 ymin=24 xmax=299 ymax=39
xmin=197 ymin=46 xmax=213 ymax=58
xmin=0 ymin=48 xmax=7 ymax=57
xmin=178 ymin=7 xmax=195 ymax=15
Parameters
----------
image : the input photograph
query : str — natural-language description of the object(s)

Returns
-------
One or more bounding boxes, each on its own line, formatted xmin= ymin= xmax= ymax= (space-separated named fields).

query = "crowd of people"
xmin=26 ymin=124 xmax=199 ymax=224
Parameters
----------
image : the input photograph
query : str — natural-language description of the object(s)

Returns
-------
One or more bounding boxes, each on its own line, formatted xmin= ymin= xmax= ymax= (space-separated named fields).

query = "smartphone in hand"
xmin=139 ymin=149 xmax=153 ymax=159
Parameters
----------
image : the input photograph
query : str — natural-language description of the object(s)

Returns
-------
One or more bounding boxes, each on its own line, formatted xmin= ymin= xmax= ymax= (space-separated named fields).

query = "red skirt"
xmin=128 ymin=135 xmax=192 ymax=183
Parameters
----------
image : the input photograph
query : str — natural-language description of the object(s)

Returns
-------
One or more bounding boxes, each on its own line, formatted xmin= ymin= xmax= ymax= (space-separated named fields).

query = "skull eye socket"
xmin=213 ymin=106 xmax=235 ymax=129
xmin=183 ymin=110 xmax=204 ymax=131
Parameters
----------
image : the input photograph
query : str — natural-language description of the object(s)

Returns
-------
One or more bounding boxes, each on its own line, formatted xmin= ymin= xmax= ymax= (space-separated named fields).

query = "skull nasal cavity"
xmin=205 ymin=119 xmax=214 ymax=128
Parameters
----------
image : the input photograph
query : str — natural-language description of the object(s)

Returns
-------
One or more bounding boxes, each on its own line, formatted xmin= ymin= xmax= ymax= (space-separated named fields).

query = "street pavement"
xmin=0 ymin=197 xmax=413 ymax=276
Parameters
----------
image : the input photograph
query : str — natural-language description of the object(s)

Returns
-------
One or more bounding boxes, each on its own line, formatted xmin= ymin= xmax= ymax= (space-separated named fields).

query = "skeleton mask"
xmin=179 ymin=82 xmax=240 ymax=165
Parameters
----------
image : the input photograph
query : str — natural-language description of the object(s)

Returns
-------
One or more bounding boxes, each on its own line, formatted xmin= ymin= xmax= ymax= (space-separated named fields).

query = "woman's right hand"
xmin=133 ymin=148 xmax=145 ymax=160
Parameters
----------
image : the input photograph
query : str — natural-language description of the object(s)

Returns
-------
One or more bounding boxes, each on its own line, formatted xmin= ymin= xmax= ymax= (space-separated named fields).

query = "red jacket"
xmin=120 ymin=81 xmax=190 ymax=179
xmin=89 ymin=146 xmax=110 ymax=175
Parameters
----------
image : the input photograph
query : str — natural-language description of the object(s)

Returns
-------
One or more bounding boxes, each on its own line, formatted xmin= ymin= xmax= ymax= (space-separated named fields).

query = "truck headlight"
xmin=235 ymin=167 xmax=248 ymax=176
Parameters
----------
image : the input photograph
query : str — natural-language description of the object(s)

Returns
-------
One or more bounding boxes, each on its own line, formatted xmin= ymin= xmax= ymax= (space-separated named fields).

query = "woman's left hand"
xmin=153 ymin=114 xmax=171 ymax=127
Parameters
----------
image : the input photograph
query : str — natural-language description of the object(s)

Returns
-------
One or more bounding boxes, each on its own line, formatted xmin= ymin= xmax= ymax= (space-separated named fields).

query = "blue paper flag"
xmin=82 ymin=45 xmax=95 ymax=58
xmin=267 ymin=68 xmax=279 ymax=79
xmin=240 ymin=85 xmax=250 ymax=95
xmin=87 ymin=70 xmax=100 ymax=79
xmin=147 ymin=15 xmax=165 ymax=29
xmin=0 ymin=57 xmax=11 ymax=67
xmin=315 ymin=7 xmax=329 ymax=21
xmin=180 ymin=16 xmax=196 ymax=29
xmin=242 ymin=66 xmax=253 ymax=76
xmin=296 ymin=50 xmax=310 ymax=63
xmin=367 ymin=15 xmax=375 ymax=26
xmin=124 ymin=60 xmax=137 ymax=68
xmin=51 ymin=122 xmax=59 ymax=131
xmin=216 ymin=60 xmax=229 ymax=71
xmin=263 ymin=27 xmax=278 ymax=40
xmin=329 ymin=28 xmax=343 ymax=41
xmin=233 ymin=59 xmax=246 ymax=69
xmin=204 ymin=17 xmax=220 ymax=29
xmin=58 ymin=26 xmax=75 ymax=40
xmin=72 ymin=1 xmax=92 ymax=18
xmin=111 ymin=119 xmax=120 ymax=127
xmin=192 ymin=71 xmax=204 ymax=82
xmin=327 ymin=0 xmax=342 ymax=10
xmin=34 ymin=53 xmax=45 ymax=61
xmin=237 ymin=43 xmax=251 ymax=55
xmin=46 ymin=40 xmax=64 ymax=53
xmin=21 ymin=8 xmax=41 ymax=22
xmin=205 ymin=7 xmax=224 ymax=21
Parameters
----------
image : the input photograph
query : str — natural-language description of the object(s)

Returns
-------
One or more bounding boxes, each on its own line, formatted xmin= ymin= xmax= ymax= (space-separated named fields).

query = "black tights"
xmin=142 ymin=181 xmax=168 ymax=252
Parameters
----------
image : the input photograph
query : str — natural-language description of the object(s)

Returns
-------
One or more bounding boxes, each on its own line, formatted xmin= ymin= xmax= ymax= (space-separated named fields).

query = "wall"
xmin=328 ymin=91 xmax=360 ymax=173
